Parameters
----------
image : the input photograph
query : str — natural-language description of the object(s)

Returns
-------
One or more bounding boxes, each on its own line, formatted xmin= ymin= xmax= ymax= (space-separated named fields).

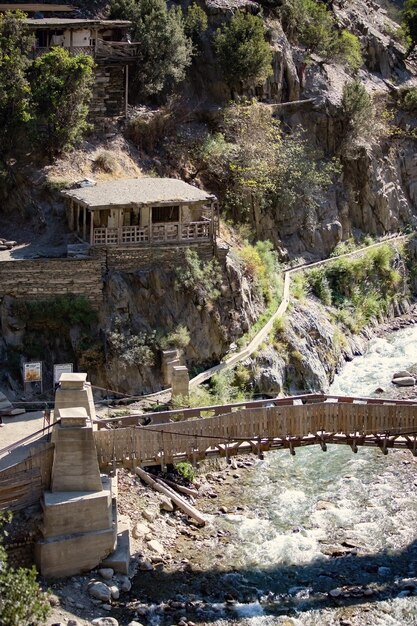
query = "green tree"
xmin=341 ymin=79 xmax=374 ymax=147
xmin=402 ymin=0 xmax=417 ymax=54
xmin=184 ymin=2 xmax=208 ymax=49
xmin=281 ymin=0 xmax=362 ymax=70
xmin=30 ymin=47 xmax=94 ymax=155
xmin=0 ymin=10 xmax=33 ymax=169
xmin=110 ymin=0 xmax=192 ymax=97
xmin=213 ymin=12 xmax=273 ymax=93
xmin=196 ymin=102 xmax=337 ymax=226
xmin=0 ymin=513 xmax=50 ymax=626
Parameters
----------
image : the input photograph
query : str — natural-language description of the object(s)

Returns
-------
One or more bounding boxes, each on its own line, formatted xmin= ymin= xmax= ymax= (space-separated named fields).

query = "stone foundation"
xmin=0 ymin=258 xmax=103 ymax=307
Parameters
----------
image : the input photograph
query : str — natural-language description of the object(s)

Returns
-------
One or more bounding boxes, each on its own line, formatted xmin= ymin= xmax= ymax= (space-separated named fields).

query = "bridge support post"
xmin=172 ymin=366 xmax=189 ymax=402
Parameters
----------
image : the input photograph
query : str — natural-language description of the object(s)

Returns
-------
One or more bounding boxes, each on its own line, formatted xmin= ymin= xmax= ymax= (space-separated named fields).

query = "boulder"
xmin=132 ymin=522 xmax=150 ymax=539
xmin=393 ymin=370 xmax=413 ymax=379
xmin=159 ymin=495 xmax=174 ymax=512
xmin=88 ymin=582 xmax=112 ymax=602
xmin=142 ymin=508 xmax=157 ymax=523
xmin=117 ymin=575 xmax=132 ymax=592
xmin=98 ymin=568 xmax=114 ymax=580
xmin=147 ymin=539 xmax=164 ymax=555
xmin=392 ymin=376 xmax=415 ymax=387
xmin=92 ymin=619 xmax=119 ymax=626
xmin=329 ymin=587 xmax=342 ymax=597
xmin=109 ymin=585 xmax=120 ymax=600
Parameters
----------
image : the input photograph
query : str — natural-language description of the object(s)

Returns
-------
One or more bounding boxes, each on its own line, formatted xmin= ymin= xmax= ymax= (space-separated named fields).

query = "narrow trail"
xmin=134 ymin=233 xmax=409 ymax=403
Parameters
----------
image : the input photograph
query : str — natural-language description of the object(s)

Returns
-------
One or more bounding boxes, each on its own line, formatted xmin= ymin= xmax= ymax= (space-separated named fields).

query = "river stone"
xmin=378 ymin=566 xmax=391 ymax=576
xmin=98 ymin=568 xmax=114 ymax=580
xmin=132 ymin=522 xmax=150 ymax=539
xmin=117 ymin=575 xmax=132 ymax=592
xmin=88 ymin=581 xmax=112 ymax=602
xmin=393 ymin=370 xmax=413 ymax=379
xmin=109 ymin=584 xmax=120 ymax=599
xmin=128 ymin=622 xmax=145 ymax=626
xmin=92 ymin=619 xmax=119 ymax=626
xmin=392 ymin=376 xmax=415 ymax=386
xmin=159 ymin=495 xmax=174 ymax=512
xmin=142 ymin=508 xmax=157 ymax=522
xmin=329 ymin=587 xmax=342 ymax=597
xmin=147 ymin=539 xmax=165 ymax=554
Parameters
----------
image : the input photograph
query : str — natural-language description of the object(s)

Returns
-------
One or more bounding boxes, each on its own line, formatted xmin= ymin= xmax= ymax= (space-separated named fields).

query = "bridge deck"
xmin=93 ymin=395 xmax=417 ymax=469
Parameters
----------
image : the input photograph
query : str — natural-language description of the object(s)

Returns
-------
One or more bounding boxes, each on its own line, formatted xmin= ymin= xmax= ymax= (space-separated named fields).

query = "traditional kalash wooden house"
xmin=26 ymin=17 xmax=133 ymax=59
xmin=62 ymin=178 xmax=218 ymax=247
xmin=22 ymin=15 xmax=138 ymax=119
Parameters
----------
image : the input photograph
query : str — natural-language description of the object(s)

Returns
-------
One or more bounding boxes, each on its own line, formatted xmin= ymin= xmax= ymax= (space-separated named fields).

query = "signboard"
xmin=23 ymin=362 xmax=42 ymax=383
xmin=54 ymin=363 xmax=73 ymax=385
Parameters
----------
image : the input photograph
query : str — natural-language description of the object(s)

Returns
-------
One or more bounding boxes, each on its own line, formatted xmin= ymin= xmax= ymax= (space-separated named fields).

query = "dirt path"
xmin=0 ymin=410 xmax=46 ymax=470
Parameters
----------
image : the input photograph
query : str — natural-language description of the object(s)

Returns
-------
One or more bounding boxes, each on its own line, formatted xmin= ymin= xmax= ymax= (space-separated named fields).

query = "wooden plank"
xmin=0 ymin=4 xmax=74 ymax=11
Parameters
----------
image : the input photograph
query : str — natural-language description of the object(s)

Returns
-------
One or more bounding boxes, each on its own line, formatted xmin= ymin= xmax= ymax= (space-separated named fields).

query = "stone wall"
xmin=0 ymin=258 xmax=103 ymax=307
xmin=90 ymin=63 xmax=126 ymax=122
xmin=93 ymin=242 xmax=217 ymax=273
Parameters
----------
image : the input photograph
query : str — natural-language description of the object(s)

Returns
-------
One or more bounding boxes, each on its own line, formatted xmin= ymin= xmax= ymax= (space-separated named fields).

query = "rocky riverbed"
xmin=44 ymin=313 xmax=417 ymax=626
xmin=44 ymin=446 xmax=417 ymax=626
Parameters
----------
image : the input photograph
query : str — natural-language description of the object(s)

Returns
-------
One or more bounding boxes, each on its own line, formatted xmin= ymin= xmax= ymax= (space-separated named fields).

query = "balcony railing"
xmin=31 ymin=45 xmax=94 ymax=58
xmin=92 ymin=220 xmax=212 ymax=246
xmin=31 ymin=41 xmax=140 ymax=61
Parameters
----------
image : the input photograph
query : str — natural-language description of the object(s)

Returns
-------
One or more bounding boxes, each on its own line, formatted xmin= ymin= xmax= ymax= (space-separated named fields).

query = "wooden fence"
xmin=94 ymin=399 xmax=417 ymax=469
xmin=0 ymin=443 xmax=54 ymax=512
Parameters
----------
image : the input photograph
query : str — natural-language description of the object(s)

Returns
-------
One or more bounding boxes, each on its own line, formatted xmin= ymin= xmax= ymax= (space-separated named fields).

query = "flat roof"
xmin=63 ymin=178 xmax=215 ymax=209
xmin=26 ymin=18 xmax=131 ymax=28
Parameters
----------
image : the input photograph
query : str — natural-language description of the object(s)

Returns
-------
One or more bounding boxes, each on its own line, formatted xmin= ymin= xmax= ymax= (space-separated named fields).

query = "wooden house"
xmin=25 ymin=17 xmax=136 ymax=60
xmin=63 ymin=178 xmax=218 ymax=247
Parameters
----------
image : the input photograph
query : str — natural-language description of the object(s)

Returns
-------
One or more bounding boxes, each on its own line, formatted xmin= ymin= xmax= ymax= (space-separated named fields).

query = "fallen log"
xmin=159 ymin=477 xmax=199 ymax=497
xmin=135 ymin=466 xmax=205 ymax=526
xmin=156 ymin=478 xmax=196 ymax=506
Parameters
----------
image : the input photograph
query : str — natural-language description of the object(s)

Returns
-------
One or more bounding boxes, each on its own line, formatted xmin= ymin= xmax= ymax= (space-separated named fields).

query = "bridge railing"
xmin=94 ymin=400 xmax=417 ymax=469
xmin=94 ymin=393 xmax=417 ymax=429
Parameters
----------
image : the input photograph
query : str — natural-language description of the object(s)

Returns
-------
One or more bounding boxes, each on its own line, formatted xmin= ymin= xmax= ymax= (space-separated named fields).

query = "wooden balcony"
xmin=31 ymin=45 xmax=94 ymax=58
xmin=92 ymin=220 xmax=212 ymax=246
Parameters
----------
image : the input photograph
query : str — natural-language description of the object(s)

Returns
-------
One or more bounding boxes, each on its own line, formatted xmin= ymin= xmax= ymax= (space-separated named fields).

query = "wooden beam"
xmin=90 ymin=210 xmax=94 ymax=246
xmin=0 ymin=4 xmax=75 ymax=11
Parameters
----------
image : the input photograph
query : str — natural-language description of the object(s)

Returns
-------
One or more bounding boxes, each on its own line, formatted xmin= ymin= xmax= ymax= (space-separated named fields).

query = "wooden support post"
xmin=159 ymin=431 xmax=166 ymax=473
xmin=69 ymin=198 xmax=74 ymax=230
xmin=70 ymin=28 xmax=73 ymax=52
xmin=257 ymin=435 xmax=263 ymax=460
xmin=82 ymin=205 xmax=87 ymax=241
xmin=75 ymin=202 xmax=80 ymax=235
xmin=125 ymin=64 xmax=129 ymax=118
xmin=90 ymin=210 xmax=94 ymax=245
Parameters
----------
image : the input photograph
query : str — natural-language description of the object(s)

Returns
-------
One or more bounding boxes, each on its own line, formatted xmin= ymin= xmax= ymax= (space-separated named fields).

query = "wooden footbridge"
xmin=1 ymin=393 xmax=417 ymax=512
xmin=93 ymin=393 xmax=417 ymax=470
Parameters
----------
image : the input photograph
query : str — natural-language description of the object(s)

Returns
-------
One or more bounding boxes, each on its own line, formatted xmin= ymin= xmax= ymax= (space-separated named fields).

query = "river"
xmin=190 ymin=326 xmax=417 ymax=625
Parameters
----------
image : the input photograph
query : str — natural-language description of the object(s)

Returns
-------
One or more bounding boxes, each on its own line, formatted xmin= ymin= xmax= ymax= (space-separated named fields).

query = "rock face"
xmin=251 ymin=299 xmax=370 ymax=396
xmin=189 ymin=0 xmax=417 ymax=259
xmin=95 ymin=249 xmax=264 ymax=394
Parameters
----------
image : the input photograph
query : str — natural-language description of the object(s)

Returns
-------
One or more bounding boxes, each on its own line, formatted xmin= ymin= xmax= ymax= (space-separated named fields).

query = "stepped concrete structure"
xmin=36 ymin=374 xmax=129 ymax=578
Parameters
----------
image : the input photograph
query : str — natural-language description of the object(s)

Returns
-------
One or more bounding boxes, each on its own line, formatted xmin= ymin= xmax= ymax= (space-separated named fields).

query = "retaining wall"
xmin=93 ymin=242 xmax=217 ymax=273
xmin=0 ymin=258 xmax=103 ymax=307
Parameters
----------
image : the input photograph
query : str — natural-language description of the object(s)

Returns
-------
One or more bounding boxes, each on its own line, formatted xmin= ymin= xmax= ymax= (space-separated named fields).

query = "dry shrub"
xmin=94 ymin=150 xmax=120 ymax=173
